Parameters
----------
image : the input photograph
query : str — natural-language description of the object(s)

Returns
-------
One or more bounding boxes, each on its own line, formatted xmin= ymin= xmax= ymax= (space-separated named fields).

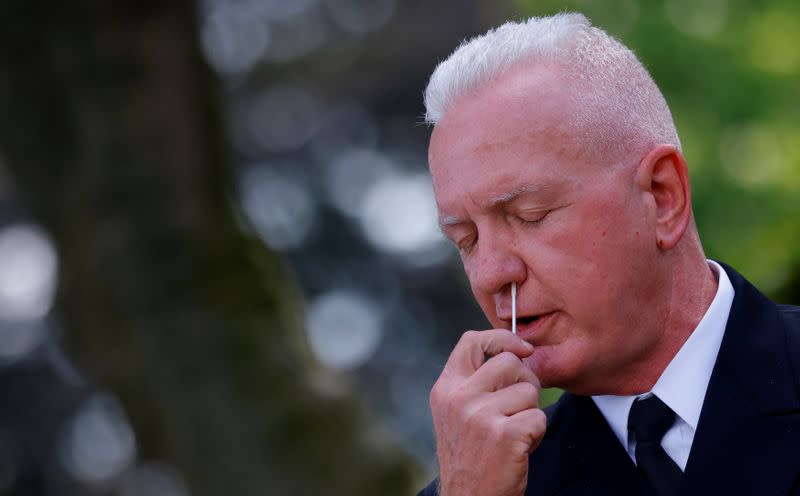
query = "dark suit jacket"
xmin=419 ymin=264 xmax=800 ymax=495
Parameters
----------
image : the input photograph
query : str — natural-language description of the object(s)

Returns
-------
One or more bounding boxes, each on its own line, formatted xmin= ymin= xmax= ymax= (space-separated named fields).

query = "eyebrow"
xmin=438 ymin=182 xmax=557 ymax=230
xmin=488 ymin=183 xmax=555 ymax=207
xmin=439 ymin=215 xmax=464 ymax=229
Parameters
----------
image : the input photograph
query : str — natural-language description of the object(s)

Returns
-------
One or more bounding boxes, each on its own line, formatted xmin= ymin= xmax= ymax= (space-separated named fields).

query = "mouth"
xmin=516 ymin=315 xmax=541 ymax=326
xmin=503 ymin=311 xmax=554 ymax=339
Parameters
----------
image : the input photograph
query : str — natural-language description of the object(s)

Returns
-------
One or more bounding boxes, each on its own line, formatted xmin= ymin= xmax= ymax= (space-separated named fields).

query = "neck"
xmin=579 ymin=233 xmax=718 ymax=396
xmin=610 ymin=237 xmax=718 ymax=395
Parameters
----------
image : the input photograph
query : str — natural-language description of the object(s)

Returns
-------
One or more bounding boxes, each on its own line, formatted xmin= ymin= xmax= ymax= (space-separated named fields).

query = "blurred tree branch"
xmin=0 ymin=1 xmax=418 ymax=494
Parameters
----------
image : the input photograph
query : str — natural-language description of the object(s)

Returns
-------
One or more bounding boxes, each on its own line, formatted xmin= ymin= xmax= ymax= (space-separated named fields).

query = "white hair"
xmin=424 ymin=13 xmax=681 ymax=163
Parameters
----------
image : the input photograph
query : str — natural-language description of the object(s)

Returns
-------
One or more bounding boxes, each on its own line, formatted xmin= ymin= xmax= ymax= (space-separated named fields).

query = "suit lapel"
xmin=682 ymin=264 xmax=800 ymax=495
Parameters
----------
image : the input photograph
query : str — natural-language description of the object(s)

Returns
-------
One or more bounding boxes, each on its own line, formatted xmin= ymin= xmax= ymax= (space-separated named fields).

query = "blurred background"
xmin=0 ymin=0 xmax=798 ymax=494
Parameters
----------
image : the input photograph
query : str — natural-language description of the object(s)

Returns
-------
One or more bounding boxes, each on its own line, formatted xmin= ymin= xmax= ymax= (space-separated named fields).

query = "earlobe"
xmin=637 ymin=145 xmax=692 ymax=251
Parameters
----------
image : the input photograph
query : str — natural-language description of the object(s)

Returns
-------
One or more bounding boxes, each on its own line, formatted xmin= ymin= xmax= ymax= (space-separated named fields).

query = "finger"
xmin=505 ymin=408 xmax=548 ymax=453
xmin=446 ymin=329 xmax=534 ymax=376
xmin=484 ymin=381 xmax=540 ymax=416
xmin=469 ymin=351 xmax=541 ymax=392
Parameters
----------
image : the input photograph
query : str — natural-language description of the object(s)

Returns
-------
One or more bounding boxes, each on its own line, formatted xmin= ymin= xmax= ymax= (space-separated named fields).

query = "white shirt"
xmin=591 ymin=260 xmax=734 ymax=470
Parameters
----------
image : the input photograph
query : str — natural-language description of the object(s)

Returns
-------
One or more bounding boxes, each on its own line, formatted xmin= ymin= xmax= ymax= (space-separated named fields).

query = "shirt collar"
xmin=591 ymin=260 xmax=735 ymax=449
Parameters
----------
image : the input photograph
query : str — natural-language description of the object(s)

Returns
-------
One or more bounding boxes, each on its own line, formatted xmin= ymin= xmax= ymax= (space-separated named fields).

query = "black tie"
xmin=627 ymin=395 xmax=683 ymax=495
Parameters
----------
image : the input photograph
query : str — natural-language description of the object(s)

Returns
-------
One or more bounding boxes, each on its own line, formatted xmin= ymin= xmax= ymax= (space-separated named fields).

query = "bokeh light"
xmin=310 ymin=103 xmax=379 ymax=160
xmin=201 ymin=3 xmax=270 ymax=75
xmin=239 ymin=165 xmax=317 ymax=251
xmin=240 ymin=0 xmax=318 ymax=22
xmin=358 ymin=173 xmax=447 ymax=259
xmin=747 ymin=7 xmax=800 ymax=75
xmin=719 ymin=122 xmax=786 ymax=188
xmin=0 ymin=223 xmax=58 ymax=321
xmin=0 ymin=319 xmax=47 ymax=364
xmin=324 ymin=0 xmax=396 ymax=36
xmin=323 ymin=147 xmax=394 ymax=219
xmin=59 ymin=394 xmax=136 ymax=484
xmin=665 ymin=0 xmax=727 ymax=39
xmin=262 ymin=7 xmax=331 ymax=62
xmin=245 ymin=84 xmax=321 ymax=152
xmin=306 ymin=289 xmax=383 ymax=369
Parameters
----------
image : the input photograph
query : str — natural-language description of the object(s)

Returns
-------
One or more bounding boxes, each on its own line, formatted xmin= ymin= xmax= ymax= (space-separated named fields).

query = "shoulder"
xmin=779 ymin=304 xmax=800 ymax=341
xmin=416 ymin=478 xmax=438 ymax=496
xmin=525 ymin=393 xmax=603 ymax=494
xmin=720 ymin=263 xmax=800 ymax=394
xmin=542 ymin=392 xmax=578 ymax=430
xmin=534 ymin=392 xmax=589 ymax=459
xmin=542 ymin=395 xmax=563 ymax=425
xmin=778 ymin=304 xmax=800 ymax=378
xmin=542 ymin=391 xmax=592 ymax=427
xmin=778 ymin=304 xmax=800 ymax=321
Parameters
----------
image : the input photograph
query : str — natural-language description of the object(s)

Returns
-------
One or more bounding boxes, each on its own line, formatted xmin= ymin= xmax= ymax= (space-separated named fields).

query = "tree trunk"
xmin=0 ymin=2 xmax=418 ymax=494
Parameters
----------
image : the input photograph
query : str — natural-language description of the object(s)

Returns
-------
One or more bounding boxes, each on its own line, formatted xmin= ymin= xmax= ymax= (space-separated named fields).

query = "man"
xmin=418 ymin=13 xmax=800 ymax=496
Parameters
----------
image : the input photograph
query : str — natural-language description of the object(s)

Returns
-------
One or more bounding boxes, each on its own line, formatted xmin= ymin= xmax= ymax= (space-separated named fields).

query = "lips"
xmin=501 ymin=311 xmax=555 ymax=339
xmin=516 ymin=314 xmax=541 ymax=326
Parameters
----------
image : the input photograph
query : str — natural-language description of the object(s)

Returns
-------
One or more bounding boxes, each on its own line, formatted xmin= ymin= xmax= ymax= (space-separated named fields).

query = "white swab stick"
xmin=511 ymin=282 xmax=517 ymax=335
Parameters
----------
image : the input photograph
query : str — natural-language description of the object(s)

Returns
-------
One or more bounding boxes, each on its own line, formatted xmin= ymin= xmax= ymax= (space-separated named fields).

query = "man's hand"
xmin=430 ymin=329 xmax=546 ymax=496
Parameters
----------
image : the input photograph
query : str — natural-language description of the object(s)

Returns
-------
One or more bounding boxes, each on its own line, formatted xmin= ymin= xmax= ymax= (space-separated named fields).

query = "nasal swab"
xmin=511 ymin=282 xmax=517 ymax=335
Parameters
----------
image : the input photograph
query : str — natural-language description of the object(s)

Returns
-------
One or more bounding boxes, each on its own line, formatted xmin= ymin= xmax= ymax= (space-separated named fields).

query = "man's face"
xmin=429 ymin=64 xmax=667 ymax=394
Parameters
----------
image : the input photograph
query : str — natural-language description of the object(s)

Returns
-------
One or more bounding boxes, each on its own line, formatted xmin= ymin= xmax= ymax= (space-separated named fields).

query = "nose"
xmin=466 ymin=234 xmax=526 ymax=297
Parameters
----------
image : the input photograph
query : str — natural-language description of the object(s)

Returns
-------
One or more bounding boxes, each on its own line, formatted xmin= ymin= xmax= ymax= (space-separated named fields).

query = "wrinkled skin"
xmin=427 ymin=62 xmax=713 ymax=495
xmin=430 ymin=330 xmax=546 ymax=496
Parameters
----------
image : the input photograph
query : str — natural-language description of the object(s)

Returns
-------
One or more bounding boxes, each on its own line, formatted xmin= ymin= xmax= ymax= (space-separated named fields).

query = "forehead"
xmin=428 ymin=63 xmax=588 ymax=210
xmin=432 ymin=64 xmax=575 ymax=149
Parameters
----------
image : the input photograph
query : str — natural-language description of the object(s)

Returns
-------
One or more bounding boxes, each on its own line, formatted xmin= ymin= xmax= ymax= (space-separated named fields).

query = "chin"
xmin=525 ymin=346 xmax=590 ymax=393
xmin=523 ymin=346 xmax=559 ymax=388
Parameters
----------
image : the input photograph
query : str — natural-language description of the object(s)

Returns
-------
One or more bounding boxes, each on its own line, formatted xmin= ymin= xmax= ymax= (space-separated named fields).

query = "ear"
xmin=633 ymin=145 xmax=692 ymax=251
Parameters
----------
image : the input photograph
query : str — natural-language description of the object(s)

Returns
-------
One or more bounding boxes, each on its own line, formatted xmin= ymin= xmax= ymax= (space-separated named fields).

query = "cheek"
xmin=569 ymin=212 xmax=656 ymax=319
xmin=532 ymin=202 xmax=644 ymax=306
xmin=570 ymin=191 xmax=646 ymax=257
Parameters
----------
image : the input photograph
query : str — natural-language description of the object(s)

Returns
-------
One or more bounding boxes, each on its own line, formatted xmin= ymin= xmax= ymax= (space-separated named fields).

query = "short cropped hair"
xmin=424 ymin=13 xmax=681 ymax=164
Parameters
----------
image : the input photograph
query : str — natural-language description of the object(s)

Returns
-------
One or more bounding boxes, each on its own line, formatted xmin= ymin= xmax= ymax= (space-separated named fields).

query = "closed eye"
xmin=516 ymin=210 xmax=550 ymax=226
xmin=457 ymin=236 xmax=477 ymax=255
xmin=440 ymin=220 xmax=478 ymax=255
xmin=519 ymin=217 xmax=545 ymax=227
